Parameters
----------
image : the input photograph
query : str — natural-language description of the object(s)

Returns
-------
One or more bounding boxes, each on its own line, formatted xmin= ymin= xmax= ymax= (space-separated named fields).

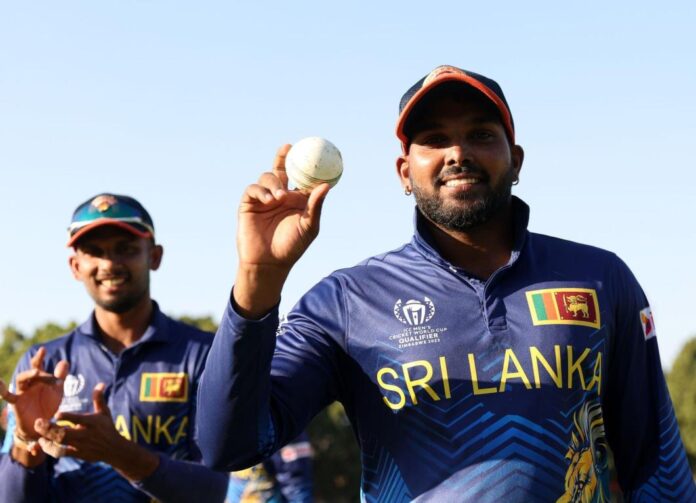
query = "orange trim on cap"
xmin=396 ymin=73 xmax=515 ymax=153
xmin=66 ymin=219 xmax=153 ymax=247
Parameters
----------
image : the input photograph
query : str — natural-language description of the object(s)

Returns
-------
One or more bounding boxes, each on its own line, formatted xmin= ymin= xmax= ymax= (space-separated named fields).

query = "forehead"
xmin=405 ymin=83 xmax=503 ymax=134
xmin=74 ymin=226 xmax=145 ymax=248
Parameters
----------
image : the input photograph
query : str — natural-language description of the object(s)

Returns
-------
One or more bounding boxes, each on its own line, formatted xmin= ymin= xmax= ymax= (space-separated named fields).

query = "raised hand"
xmin=234 ymin=144 xmax=331 ymax=318
xmin=4 ymin=347 xmax=69 ymax=446
xmin=34 ymin=383 xmax=159 ymax=481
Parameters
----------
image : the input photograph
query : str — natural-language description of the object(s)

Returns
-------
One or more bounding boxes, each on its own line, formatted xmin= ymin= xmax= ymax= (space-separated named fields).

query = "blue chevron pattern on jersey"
xmin=199 ymin=197 xmax=696 ymax=501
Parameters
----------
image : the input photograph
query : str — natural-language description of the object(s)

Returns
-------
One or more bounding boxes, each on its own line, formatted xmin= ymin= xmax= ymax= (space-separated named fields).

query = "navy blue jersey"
xmin=1 ymin=302 xmax=228 ymax=502
xmin=226 ymin=433 xmax=313 ymax=502
xmin=198 ymin=198 xmax=696 ymax=502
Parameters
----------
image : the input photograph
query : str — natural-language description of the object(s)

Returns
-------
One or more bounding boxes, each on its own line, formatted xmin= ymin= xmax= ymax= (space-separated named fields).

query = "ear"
xmin=68 ymin=254 xmax=81 ymax=280
xmin=511 ymin=145 xmax=524 ymax=180
xmin=149 ymin=244 xmax=164 ymax=271
xmin=396 ymin=155 xmax=411 ymax=191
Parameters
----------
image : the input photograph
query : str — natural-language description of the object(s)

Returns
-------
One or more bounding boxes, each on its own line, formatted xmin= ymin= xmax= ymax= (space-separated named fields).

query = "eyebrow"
xmin=414 ymin=116 xmax=500 ymax=133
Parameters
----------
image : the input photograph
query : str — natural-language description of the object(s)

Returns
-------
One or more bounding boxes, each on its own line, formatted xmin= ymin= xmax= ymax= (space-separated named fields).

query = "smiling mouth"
xmin=443 ymin=178 xmax=483 ymax=187
xmin=98 ymin=277 xmax=127 ymax=288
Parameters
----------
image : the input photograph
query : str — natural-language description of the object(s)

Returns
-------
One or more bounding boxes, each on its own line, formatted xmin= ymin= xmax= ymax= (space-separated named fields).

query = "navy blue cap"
xmin=396 ymin=65 xmax=515 ymax=152
xmin=67 ymin=193 xmax=155 ymax=246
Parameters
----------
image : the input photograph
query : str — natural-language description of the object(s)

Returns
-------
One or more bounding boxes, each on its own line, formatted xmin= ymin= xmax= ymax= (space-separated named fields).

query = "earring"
xmin=512 ymin=177 xmax=519 ymax=186
xmin=404 ymin=187 xmax=412 ymax=196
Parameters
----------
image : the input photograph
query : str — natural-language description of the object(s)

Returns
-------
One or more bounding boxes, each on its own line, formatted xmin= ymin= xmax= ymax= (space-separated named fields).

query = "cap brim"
xmin=396 ymin=73 xmax=515 ymax=152
xmin=67 ymin=220 xmax=153 ymax=247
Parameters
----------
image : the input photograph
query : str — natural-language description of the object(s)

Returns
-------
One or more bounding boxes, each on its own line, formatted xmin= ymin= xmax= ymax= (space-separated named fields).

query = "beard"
xmin=89 ymin=278 xmax=150 ymax=314
xmin=412 ymin=163 xmax=516 ymax=231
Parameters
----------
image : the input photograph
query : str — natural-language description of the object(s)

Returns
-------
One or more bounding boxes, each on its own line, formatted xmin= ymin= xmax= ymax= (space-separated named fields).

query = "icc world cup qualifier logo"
xmin=393 ymin=297 xmax=436 ymax=326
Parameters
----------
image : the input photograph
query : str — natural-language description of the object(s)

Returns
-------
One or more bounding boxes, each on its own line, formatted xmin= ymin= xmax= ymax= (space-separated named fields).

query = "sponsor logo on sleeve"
xmin=640 ymin=307 xmax=656 ymax=340
xmin=526 ymin=288 xmax=601 ymax=329
xmin=139 ymin=373 xmax=188 ymax=402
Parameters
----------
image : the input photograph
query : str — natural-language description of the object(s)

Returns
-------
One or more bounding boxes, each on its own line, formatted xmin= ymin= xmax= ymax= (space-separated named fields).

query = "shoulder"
xmin=528 ymin=231 xmax=619 ymax=260
xmin=163 ymin=316 xmax=216 ymax=347
xmin=526 ymin=231 xmax=627 ymax=272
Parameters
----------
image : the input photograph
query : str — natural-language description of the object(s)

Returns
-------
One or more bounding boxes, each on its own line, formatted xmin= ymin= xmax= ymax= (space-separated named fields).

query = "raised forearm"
xmin=233 ymin=263 xmax=290 ymax=319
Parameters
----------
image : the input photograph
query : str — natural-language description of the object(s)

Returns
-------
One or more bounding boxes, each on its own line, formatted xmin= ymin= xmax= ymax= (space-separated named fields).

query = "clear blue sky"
xmin=1 ymin=1 xmax=694 ymax=368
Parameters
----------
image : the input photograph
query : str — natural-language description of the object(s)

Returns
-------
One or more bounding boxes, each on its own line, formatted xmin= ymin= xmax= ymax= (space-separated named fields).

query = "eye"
xmin=471 ymin=130 xmax=495 ymax=141
xmin=418 ymin=133 xmax=449 ymax=146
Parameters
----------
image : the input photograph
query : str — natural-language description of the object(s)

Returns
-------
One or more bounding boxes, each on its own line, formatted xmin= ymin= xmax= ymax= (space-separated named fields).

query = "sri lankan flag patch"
xmin=526 ymin=288 xmax=601 ymax=329
xmin=140 ymin=373 xmax=188 ymax=402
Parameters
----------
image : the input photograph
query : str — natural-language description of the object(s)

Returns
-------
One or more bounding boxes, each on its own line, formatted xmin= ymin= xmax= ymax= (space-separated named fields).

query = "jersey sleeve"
xmin=603 ymin=256 xmax=696 ymax=501
xmin=197 ymin=276 xmax=346 ymax=471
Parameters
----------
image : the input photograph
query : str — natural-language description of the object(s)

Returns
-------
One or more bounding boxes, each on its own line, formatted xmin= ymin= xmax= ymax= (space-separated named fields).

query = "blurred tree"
xmin=176 ymin=315 xmax=219 ymax=334
xmin=667 ymin=337 xmax=696 ymax=471
xmin=308 ymin=401 xmax=361 ymax=502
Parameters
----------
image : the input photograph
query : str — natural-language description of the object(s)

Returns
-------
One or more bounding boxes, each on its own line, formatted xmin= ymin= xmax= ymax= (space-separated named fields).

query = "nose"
xmin=444 ymin=140 xmax=472 ymax=166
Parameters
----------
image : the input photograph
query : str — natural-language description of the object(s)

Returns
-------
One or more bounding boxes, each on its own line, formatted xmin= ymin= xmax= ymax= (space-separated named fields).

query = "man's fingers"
xmin=305 ymin=183 xmax=331 ymax=230
xmin=54 ymin=360 xmax=69 ymax=380
xmin=34 ymin=418 xmax=69 ymax=443
xmin=272 ymin=144 xmax=291 ymax=189
xmin=0 ymin=378 xmax=18 ymax=404
xmin=242 ymin=182 xmax=286 ymax=206
xmin=29 ymin=347 xmax=46 ymax=371
xmin=92 ymin=383 xmax=109 ymax=415
xmin=37 ymin=437 xmax=74 ymax=458
xmin=17 ymin=371 xmax=62 ymax=391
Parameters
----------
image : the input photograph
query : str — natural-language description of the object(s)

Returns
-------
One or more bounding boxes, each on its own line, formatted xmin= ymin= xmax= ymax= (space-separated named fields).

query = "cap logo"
xmin=423 ymin=66 xmax=465 ymax=87
xmin=91 ymin=195 xmax=117 ymax=213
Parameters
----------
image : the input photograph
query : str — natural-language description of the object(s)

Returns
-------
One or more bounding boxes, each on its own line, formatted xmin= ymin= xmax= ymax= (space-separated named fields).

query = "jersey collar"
xmin=411 ymin=195 xmax=530 ymax=271
xmin=76 ymin=300 xmax=171 ymax=345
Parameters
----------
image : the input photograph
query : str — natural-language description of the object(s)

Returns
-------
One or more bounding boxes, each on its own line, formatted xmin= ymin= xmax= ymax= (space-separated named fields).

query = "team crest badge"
xmin=640 ymin=307 xmax=656 ymax=340
xmin=393 ymin=297 xmax=435 ymax=326
xmin=90 ymin=195 xmax=117 ymax=212
xmin=423 ymin=65 xmax=466 ymax=86
xmin=526 ymin=288 xmax=601 ymax=329
xmin=140 ymin=373 xmax=188 ymax=402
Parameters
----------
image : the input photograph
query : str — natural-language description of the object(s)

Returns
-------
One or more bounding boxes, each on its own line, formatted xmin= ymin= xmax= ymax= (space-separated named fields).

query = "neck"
xmin=94 ymin=297 xmax=154 ymax=354
xmin=423 ymin=204 xmax=515 ymax=280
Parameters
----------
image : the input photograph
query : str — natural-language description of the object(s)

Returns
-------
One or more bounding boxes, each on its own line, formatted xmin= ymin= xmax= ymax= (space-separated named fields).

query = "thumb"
xmin=305 ymin=183 xmax=330 ymax=231
xmin=92 ymin=383 xmax=109 ymax=415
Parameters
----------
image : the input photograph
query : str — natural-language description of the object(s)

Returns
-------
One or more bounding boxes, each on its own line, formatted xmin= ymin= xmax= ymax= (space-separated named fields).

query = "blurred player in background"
xmin=227 ymin=431 xmax=313 ymax=502
xmin=0 ymin=193 xmax=227 ymax=502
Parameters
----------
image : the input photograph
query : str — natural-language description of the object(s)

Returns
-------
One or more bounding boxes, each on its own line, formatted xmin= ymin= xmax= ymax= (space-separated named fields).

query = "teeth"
xmin=445 ymin=178 xmax=479 ymax=187
xmin=101 ymin=278 xmax=125 ymax=287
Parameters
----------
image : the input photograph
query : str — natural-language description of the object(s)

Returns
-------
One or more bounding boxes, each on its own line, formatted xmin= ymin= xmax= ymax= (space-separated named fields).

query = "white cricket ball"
xmin=285 ymin=137 xmax=343 ymax=193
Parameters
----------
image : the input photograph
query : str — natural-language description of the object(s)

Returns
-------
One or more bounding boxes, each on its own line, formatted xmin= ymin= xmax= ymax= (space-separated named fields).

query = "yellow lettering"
xmin=530 ymin=346 xmax=563 ymax=389
xmin=115 ymin=415 xmax=131 ymax=441
xmin=586 ymin=352 xmax=603 ymax=395
xmin=439 ymin=356 xmax=451 ymax=399
xmin=499 ymin=349 xmax=532 ymax=392
xmin=174 ymin=416 xmax=189 ymax=444
xmin=567 ymin=346 xmax=591 ymax=390
xmin=377 ymin=367 xmax=406 ymax=411
xmin=155 ymin=416 xmax=175 ymax=444
xmin=402 ymin=360 xmax=439 ymax=405
xmin=132 ymin=415 xmax=153 ymax=444
xmin=468 ymin=354 xmax=497 ymax=395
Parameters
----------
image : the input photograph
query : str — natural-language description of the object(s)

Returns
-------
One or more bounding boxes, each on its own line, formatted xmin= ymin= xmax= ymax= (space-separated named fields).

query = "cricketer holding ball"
xmin=197 ymin=66 xmax=696 ymax=501
xmin=0 ymin=194 xmax=228 ymax=502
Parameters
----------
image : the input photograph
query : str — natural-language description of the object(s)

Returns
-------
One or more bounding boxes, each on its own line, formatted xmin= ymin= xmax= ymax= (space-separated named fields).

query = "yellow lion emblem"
xmin=557 ymin=401 xmax=608 ymax=503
